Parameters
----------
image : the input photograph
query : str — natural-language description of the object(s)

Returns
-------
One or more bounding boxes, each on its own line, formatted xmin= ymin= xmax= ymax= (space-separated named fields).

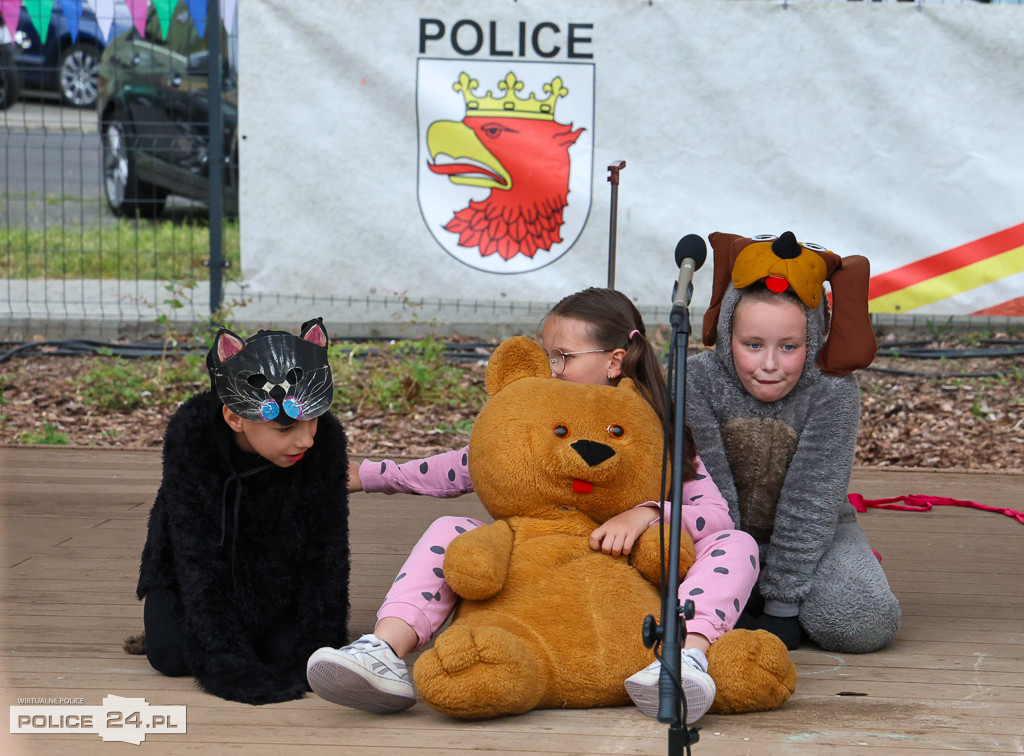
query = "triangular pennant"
xmin=0 ymin=0 xmax=22 ymax=35
xmin=90 ymin=0 xmax=116 ymax=43
xmin=23 ymin=0 xmax=55 ymax=46
xmin=59 ymin=0 xmax=82 ymax=43
xmin=123 ymin=0 xmax=147 ymax=38
xmin=187 ymin=0 xmax=205 ymax=38
xmin=0 ymin=1 xmax=23 ymax=44
xmin=222 ymin=0 xmax=236 ymax=37
xmin=151 ymin=0 xmax=173 ymax=39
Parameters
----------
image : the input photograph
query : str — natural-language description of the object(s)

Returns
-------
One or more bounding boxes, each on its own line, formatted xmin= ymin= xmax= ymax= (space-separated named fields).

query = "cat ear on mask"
xmin=214 ymin=328 xmax=246 ymax=364
xmin=299 ymin=317 xmax=329 ymax=348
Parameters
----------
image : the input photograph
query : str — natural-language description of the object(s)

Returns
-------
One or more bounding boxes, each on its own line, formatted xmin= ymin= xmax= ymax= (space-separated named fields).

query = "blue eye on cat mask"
xmin=206 ymin=317 xmax=333 ymax=426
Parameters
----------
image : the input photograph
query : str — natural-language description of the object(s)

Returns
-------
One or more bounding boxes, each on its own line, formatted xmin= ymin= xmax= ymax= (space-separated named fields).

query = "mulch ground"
xmin=2 ymin=336 xmax=1022 ymax=472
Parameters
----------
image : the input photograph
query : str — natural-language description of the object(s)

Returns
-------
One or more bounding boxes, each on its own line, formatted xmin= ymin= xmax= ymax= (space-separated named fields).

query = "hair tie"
xmin=628 ymin=329 xmax=641 ymax=341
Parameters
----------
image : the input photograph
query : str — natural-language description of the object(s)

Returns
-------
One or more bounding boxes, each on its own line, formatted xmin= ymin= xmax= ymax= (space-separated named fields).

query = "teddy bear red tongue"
xmin=573 ymin=479 xmax=593 ymax=494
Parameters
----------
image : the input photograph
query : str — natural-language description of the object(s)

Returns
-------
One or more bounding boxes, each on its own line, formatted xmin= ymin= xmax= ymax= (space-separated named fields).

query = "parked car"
xmin=12 ymin=3 xmax=133 ymax=108
xmin=0 ymin=17 xmax=21 ymax=110
xmin=96 ymin=5 xmax=238 ymax=218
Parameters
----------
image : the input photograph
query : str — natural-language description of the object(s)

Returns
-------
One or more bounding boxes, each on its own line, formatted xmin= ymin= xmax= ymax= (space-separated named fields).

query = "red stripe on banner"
xmin=972 ymin=296 xmax=1024 ymax=317
xmin=868 ymin=223 xmax=1024 ymax=300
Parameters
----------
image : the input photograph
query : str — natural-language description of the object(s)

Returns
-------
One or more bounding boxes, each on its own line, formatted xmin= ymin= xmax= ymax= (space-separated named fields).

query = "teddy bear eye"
xmin=554 ymin=425 xmax=569 ymax=438
xmin=752 ymin=234 xmax=777 ymax=241
xmin=607 ymin=424 xmax=625 ymax=439
xmin=802 ymin=241 xmax=827 ymax=252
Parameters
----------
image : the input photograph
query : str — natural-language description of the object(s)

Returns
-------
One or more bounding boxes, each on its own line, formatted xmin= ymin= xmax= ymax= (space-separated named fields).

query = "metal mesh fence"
xmin=2 ymin=0 xmax=1022 ymax=344
xmin=2 ymin=0 xmax=238 ymax=340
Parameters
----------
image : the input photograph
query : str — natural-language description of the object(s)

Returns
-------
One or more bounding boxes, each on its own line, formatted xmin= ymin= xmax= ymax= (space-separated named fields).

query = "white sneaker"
xmin=306 ymin=634 xmax=416 ymax=714
xmin=624 ymin=648 xmax=716 ymax=725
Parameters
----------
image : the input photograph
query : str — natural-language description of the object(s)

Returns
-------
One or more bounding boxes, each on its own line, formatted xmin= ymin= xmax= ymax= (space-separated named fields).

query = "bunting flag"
xmin=123 ymin=0 xmax=147 ymax=37
xmin=152 ymin=0 xmax=175 ymax=38
xmin=222 ymin=0 xmax=235 ymax=37
xmin=868 ymin=223 xmax=1024 ymax=316
xmin=187 ymin=0 xmax=205 ymax=38
xmin=91 ymin=0 xmax=117 ymax=42
xmin=8 ymin=0 xmax=233 ymax=44
xmin=59 ymin=0 xmax=82 ymax=43
xmin=0 ymin=0 xmax=23 ymax=40
xmin=23 ymin=0 xmax=55 ymax=45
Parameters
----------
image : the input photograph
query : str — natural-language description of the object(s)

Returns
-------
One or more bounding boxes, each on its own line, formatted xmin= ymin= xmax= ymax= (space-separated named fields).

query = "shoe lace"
xmin=349 ymin=635 xmax=385 ymax=652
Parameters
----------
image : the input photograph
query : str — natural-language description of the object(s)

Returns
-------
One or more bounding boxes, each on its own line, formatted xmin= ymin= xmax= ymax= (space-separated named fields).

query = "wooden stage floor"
xmin=1 ymin=447 xmax=1022 ymax=755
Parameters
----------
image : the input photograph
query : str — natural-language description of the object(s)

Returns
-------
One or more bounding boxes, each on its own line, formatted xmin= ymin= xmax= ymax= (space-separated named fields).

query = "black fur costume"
xmin=137 ymin=391 xmax=350 ymax=704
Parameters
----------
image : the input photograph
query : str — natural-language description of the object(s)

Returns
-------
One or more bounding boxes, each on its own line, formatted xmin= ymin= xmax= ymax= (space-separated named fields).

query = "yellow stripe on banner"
xmin=869 ymin=244 xmax=1024 ymax=313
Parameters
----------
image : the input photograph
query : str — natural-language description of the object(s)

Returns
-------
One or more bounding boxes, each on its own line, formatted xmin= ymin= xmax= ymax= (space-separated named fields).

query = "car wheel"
xmin=58 ymin=42 xmax=102 ymax=109
xmin=0 ymin=47 xmax=21 ymax=110
xmin=102 ymin=119 xmax=168 ymax=218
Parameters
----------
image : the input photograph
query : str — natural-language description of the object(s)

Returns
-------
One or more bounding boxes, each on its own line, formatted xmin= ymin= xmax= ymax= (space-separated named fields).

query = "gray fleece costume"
xmin=686 ymin=284 xmax=901 ymax=653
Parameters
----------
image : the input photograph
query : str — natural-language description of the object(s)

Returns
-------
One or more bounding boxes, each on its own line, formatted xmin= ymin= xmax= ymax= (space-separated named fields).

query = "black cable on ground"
xmin=0 ymin=340 xmax=202 ymax=365
xmin=862 ymin=366 xmax=1009 ymax=379
xmin=875 ymin=345 xmax=1024 ymax=359
xmin=0 ymin=339 xmax=497 ymax=366
xmin=5 ymin=338 xmax=1021 ymax=376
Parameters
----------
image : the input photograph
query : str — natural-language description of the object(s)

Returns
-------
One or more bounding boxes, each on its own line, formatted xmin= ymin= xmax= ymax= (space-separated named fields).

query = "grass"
xmin=330 ymin=338 xmax=486 ymax=414
xmin=67 ymin=337 xmax=488 ymax=418
xmin=19 ymin=421 xmax=69 ymax=445
xmin=0 ymin=375 xmax=9 ymax=440
xmin=1 ymin=219 xmax=241 ymax=280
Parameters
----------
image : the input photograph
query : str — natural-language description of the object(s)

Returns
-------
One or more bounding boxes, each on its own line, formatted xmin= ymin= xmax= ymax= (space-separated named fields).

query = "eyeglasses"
xmin=547 ymin=348 xmax=612 ymax=375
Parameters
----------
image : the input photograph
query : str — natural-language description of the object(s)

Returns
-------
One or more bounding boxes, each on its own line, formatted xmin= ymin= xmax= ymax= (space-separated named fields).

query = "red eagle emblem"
xmin=426 ymin=72 xmax=585 ymax=260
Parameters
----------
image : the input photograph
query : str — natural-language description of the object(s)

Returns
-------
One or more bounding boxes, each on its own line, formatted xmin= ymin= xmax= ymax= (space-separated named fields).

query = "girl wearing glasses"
xmin=307 ymin=287 xmax=759 ymax=725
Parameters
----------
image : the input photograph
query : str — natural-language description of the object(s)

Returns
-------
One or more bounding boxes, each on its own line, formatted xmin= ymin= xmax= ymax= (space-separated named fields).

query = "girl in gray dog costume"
xmin=686 ymin=231 xmax=900 ymax=654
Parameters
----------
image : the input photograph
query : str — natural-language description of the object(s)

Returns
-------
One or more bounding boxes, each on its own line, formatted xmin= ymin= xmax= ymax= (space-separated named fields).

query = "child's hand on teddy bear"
xmin=627 ymin=520 xmax=696 ymax=588
xmin=589 ymin=506 xmax=658 ymax=556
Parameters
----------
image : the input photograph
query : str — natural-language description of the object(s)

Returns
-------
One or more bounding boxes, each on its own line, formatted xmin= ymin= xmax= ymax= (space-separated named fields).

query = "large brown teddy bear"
xmin=413 ymin=336 xmax=796 ymax=720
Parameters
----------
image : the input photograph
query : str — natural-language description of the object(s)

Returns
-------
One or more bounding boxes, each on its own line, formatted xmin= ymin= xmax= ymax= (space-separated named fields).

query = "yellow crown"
xmin=453 ymin=72 xmax=567 ymax=120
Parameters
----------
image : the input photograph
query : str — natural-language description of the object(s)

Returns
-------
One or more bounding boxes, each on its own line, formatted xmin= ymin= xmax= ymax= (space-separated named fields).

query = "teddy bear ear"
xmin=485 ymin=336 xmax=551 ymax=396
xmin=618 ymin=377 xmax=640 ymax=396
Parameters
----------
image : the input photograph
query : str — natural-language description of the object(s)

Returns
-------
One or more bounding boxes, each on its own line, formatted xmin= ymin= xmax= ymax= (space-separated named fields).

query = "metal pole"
xmin=606 ymin=160 xmax=626 ymax=289
xmin=660 ymin=298 xmax=699 ymax=754
xmin=206 ymin=0 xmax=226 ymax=317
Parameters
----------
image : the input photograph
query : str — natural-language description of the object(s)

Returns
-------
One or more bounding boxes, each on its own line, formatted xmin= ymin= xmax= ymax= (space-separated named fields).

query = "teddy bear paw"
xmin=706 ymin=628 xmax=797 ymax=715
xmin=413 ymin=624 xmax=542 ymax=719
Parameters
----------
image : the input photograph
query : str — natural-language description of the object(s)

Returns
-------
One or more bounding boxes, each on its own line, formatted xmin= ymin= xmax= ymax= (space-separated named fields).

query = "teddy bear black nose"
xmin=570 ymin=439 xmax=615 ymax=467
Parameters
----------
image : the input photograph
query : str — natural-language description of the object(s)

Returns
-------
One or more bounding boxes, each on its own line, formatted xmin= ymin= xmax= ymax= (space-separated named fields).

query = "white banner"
xmin=239 ymin=0 xmax=1024 ymax=320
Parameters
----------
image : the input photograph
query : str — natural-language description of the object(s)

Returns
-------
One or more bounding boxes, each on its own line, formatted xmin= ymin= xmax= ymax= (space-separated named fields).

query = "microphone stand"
xmin=642 ymin=281 xmax=700 ymax=755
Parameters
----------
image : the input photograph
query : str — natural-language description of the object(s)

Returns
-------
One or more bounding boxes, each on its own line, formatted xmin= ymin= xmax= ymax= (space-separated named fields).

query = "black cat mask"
xmin=206 ymin=318 xmax=333 ymax=426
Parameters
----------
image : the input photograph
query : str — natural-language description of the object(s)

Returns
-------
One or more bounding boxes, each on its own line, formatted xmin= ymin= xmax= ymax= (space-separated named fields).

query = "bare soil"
xmin=2 ymin=337 xmax=1022 ymax=472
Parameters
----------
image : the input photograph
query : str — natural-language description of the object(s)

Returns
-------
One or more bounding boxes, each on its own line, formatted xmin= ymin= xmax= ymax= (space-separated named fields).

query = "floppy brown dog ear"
xmin=818 ymin=254 xmax=877 ymax=376
xmin=702 ymin=232 xmax=752 ymax=346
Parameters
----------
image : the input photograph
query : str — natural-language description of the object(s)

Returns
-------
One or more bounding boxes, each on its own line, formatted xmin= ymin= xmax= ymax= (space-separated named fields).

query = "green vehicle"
xmin=96 ymin=4 xmax=237 ymax=217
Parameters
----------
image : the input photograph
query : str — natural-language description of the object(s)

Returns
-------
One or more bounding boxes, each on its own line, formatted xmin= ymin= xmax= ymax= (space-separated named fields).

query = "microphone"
xmin=672 ymin=234 xmax=708 ymax=307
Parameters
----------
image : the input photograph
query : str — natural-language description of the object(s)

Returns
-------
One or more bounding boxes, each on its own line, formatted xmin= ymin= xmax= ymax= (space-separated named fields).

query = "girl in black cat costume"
xmin=136 ymin=318 xmax=350 ymax=704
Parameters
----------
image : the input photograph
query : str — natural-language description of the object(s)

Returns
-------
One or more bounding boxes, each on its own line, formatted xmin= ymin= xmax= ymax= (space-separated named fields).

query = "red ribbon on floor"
xmin=848 ymin=493 xmax=1024 ymax=526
